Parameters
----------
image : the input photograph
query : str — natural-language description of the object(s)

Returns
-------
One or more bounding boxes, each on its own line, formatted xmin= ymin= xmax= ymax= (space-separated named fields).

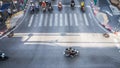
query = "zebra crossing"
xmin=27 ymin=13 xmax=89 ymax=27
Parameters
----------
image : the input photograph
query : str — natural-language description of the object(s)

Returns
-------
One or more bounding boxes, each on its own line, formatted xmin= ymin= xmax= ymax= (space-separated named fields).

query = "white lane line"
xmin=44 ymin=14 xmax=48 ymax=26
xmin=69 ymin=13 xmax=73 ymax=26
xmin=89 ymin=13 xmax=92 ymax=19
xmin=28 ymin=15 xmax=34 ymax=27
xmin=60 ymin=14 xmax=63 ymax=26
xmin=114 ymin=39 xmax=120 ymax=49
xmin=54 ymin=13 xmax=58 ymax=26
xmin=65 ymin=13 xmax=68 ymax=26
xmin=34 ymin=14 xmax=39 ymax=27
xmin=74 ymin=13 xmax=79 ymax=26
xmin=49 ymin=14 xmax=53 ymax=27
xmin=83 ymin=13 xmax=89 ymax=26
xmin=39 ymin=14 xmax=43 ymax=27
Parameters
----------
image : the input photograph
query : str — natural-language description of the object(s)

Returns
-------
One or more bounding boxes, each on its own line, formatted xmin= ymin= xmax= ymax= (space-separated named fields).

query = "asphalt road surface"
xmin=0 ymin=0 xmax=120 ymax=68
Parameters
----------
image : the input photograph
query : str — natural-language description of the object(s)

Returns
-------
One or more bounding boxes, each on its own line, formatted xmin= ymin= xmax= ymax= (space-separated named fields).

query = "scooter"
xmin=42 ymin=7 xmax=46 ymax=12
xmin=71 ymin=3 xmax=75 ymax=7
xmin=64 ymin=49 xmax=79 ymax=58
xmin=81 ymin=6 xmax=85 ymax=12
xmin=48 ymin=6 xmax=53 ymax=12
xmin=0 ymin=52 xmax=8 ymax=61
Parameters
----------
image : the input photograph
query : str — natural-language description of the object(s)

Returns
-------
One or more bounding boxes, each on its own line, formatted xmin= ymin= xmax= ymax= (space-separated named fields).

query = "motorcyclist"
xmin=58 ymin=1 xmax=62 ymax=10
xmin=71 ymin=0 xmax=75 ymax=4
xmin=80 ymin=1 xmax=85 ymax=12
xmin=64 ymin=47 xmax=78 ymax=57
xmin=81 ymin=1 xmax=84 ymax=7
xmin=41 ymin=1 xmax=46 ymax=8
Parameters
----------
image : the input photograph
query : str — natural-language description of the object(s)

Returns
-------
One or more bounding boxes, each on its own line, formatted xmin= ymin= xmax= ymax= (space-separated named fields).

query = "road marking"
xmin=34 ymin=14 xmax=39 ymax=27
xmin=60 ymin=14 xmax=63 ymax=26
xmin=83 ymin=13 xmax=89 ymax=26
xmin=54 ymin=13 xmax=58 ymax=26
xmin=39 ymin=14 xmax=43 ymax=27
xmin=65 ymin=13 xmax=68 ymax=26
xmin=78 ymin=14 xmax=84 ymax=26
xmin=89 ymin=13 xmax=92 ymax=19
xmin=28 ymin=15 xmax=34 ymax=27
xmin=44 ymin=14 xmax=48 ymax=26
xmin=74 ymin=13 xmax=79 ymax=26
xmin=49 ymin=14 xmax=53 ymax=27
xmin=69 ymin=13 xmax=73 ymax=26
xmin=103 ymin=10 xmax=113 ymax=16
xmin=114 ymin=39 xmax=120 ymax=49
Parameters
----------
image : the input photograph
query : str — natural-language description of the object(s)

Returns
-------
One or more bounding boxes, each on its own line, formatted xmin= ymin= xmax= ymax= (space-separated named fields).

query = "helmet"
xmin=81 ymin=1 xmax=84 ymax=7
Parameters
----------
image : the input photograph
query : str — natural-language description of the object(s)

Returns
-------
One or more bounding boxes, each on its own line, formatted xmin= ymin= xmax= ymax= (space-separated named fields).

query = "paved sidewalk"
xmin=5 ymin=11 xmax=24 ymax=29
xmin=0 ymin=11 xmax=24 ymax=38
xmin=90 ymin=0 xmax=120 ymax=33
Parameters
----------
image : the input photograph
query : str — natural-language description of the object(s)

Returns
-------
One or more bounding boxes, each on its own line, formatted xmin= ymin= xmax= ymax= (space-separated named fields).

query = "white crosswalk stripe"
xmin=65 ymin=13 xmax=68 ymax=26
xmin=69 ymin=13 xmax=73 ymax=26
xmin=83 ymin=13 xmax=89 ymax=26
xmin=39 ymin=14 xmax=43 ymax=27
xmin=28 ymin=15 xmax=34 ymax=27
xmin=49 ymin=14 xmax=53 ymax=27
xmin=54 ymin=14 xmax=58 ymax=26
xmin=74 ymin=13 xmax=79 ymax=26
xmin=59 ymin=14 xmax=63 ymax=26
xmin=34 ymin=14 xmax=39 ymax=27
xmin=44 ymin=14 xmax=48 ymax=26
xmin=27 ymin=13 xmax=87 ymax=27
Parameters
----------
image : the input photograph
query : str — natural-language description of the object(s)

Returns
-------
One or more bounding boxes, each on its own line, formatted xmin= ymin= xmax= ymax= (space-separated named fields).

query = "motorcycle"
xmin=58 ymin=1 xmax=62 ymax=11
xmin=0 ymin=51 xmax=8 ymax=61
xmin=48 ymin=6 xmax=53 ymax=12
xmin=64 ymin=47 xmax=79 ymax=58
xmin=80 ymin=1 xmax=85 ymax=12
xmin=42 ymin=7 xmax=46 ymax=12
xmin=81 ymin=6 xmax=85 ymax=12
xmin=71 ymin=2 xmax=75 ymax=7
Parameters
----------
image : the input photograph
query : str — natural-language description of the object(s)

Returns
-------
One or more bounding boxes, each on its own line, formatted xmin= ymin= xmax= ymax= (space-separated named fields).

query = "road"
xmin=0 ymin=0 xmax=120 ymax=68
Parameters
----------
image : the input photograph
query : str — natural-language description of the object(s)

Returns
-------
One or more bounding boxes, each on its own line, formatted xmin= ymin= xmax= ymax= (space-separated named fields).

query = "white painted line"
xmin=49 ymin=14 xmax=53 ymax=27
xmin=39 ymin=14 xmax=43 ymax=27
xmin=54 ymin=13 xmax=58 ymax=26
xmin=74 ymin=13 xmax=79 ymax=26
xmin=69 ymin=13 xmax=73 ymax=26
xmin=89 ymin=13 xmax=92 ymax=19
xmin=83 ymin=13 xmax=89 ymax=26
xmin=28 ymin=15 xmax=34 ymax=27
xmin=44 ymin=14 xmax=48 ymax=26
xmin=65 ymin=13 xmax=68 ymax=26
xmin=60 ymin=14 xmax=63 ymax=26
xmin=114 ymin=39 xmax=120 ymax=49
xmin=104 ymin=10 xmax=113 ymax=16
xmin=34 ymin=14 xmax=39 ymax=27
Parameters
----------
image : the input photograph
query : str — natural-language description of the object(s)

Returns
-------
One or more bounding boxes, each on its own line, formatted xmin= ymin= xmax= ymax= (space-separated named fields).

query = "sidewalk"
xmin=0 ymin=11 xmax=24 ymax=38
xmin=90 ymin=0 xmax=120 ymax=33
